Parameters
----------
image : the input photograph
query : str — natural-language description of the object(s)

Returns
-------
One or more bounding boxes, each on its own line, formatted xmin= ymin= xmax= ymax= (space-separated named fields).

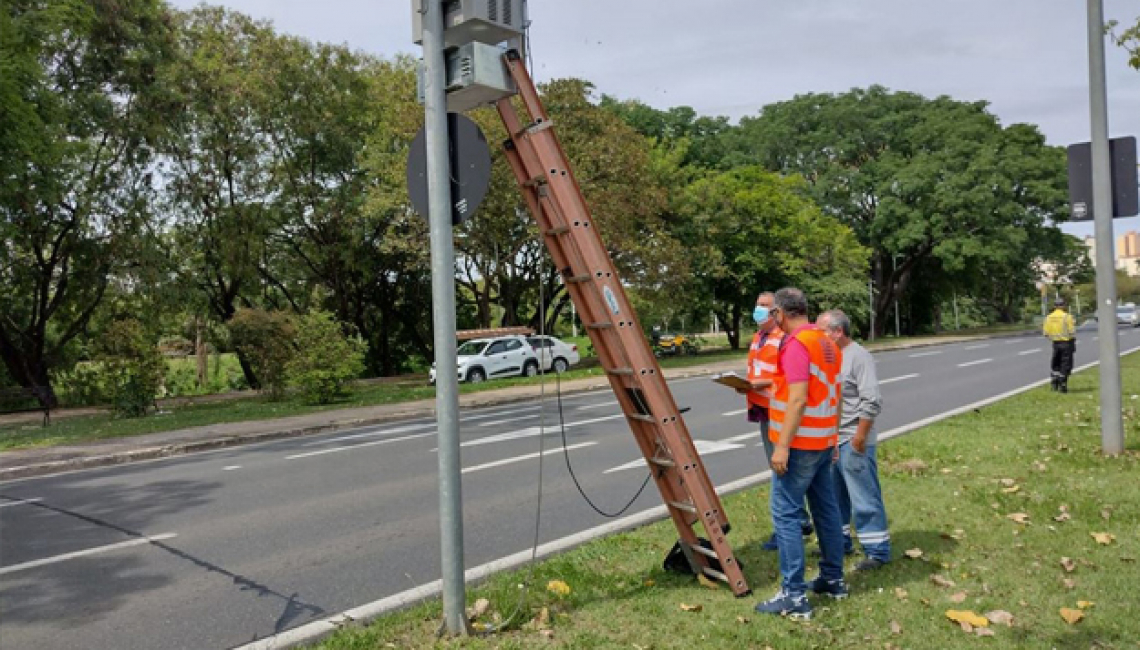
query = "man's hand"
xmin=852 ymin=433 xmax=868 ymax=454
xmin=770 ymin=444 xmax=790 ymax=476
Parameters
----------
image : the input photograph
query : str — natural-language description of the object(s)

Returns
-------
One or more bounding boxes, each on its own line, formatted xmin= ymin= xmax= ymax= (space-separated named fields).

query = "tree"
xmin=1109 ymin=16 xmax=1140 ymax=70
xmin=735 ymin=87 xmax=1069 ymax=335
xmin=0 ymin=0 xmax=175 ymax=408
xmin=96 ymin=319 xmax=164 ymax=418
xmin=676 ymin=167 xmax=869 ymax=348
xmin=287 ymin=310 xmax=365 ymax=404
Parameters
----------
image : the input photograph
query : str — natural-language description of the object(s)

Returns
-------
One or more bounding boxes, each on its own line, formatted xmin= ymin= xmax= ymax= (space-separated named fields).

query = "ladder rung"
xmin=545 ymin=226 xmax=570 ymax=236
xmin=626 ymin=413 xmax=654 ymax=423
xmin=606 ymin=367 xmax=634 ymax=376
xmin=518 ymin=119 xmax=554 ymax=137
xmin=648 ymin=456 xmax=675 ymax=467
xmin=668 ymin=500 xmax=697 ymax=514
xmin=586 ymin=322 xmax=613 ymax=330
xmin=565 ymin=275 xmax=592 ymax=284
xmin=701 ymin=566 xmax=729 ymax=583
xmin=523 ymin=175 xmax=546 ymax=187
xmin=689 ymin=543 xmax=718 ymax=559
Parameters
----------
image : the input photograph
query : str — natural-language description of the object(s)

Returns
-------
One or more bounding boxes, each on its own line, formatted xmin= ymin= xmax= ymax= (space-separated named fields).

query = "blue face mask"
xmin=753 ymin=305 xmax=770 ymax=324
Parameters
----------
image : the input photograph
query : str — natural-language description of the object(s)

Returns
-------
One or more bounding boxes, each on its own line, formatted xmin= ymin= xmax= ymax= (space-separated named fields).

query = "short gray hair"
xmin=756 ymin=291 xmax=775 ymax=303
xmin=823 ymin=309 xmax=852 ymax=337
xmin=774 ymin=287 xmax=808 ymax=317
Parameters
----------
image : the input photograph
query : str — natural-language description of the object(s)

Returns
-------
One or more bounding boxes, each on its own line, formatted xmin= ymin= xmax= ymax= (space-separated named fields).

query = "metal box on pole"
xmin=412 ymin=0 xmax=525 ymax=48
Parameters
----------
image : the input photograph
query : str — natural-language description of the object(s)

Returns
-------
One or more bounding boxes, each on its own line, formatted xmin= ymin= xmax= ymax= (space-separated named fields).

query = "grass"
xmin=311 ymin=353 xmax=1140 ymax=650
xmin=0 ymin=350 xmax=748 ymax=451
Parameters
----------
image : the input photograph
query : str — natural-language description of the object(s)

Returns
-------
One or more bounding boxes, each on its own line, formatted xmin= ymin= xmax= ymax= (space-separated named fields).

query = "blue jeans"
xmin=760 ymin=421 xmax=810 ymax=528
xmin=834 ymin=443 xmax=891 ymax=562
xmin=770 ymin=447 xmax=846 ymax=595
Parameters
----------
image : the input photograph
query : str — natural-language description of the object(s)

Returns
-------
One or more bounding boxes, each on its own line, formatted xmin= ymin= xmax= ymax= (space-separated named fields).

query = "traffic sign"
xmin=1066 ymin=135 xmax=1139 ymax=220
xmin=407 ymin=112 xmax=492 ymax=225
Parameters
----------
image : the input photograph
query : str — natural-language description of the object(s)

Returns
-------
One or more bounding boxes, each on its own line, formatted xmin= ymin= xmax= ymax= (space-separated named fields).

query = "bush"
xmin=96 ymin=319 xmax=164 ymax=418
xmin=229 ymin=308 xmax=296 ymax=399
xmin=54 ymin=362 xmax=106 ymax=407
xmin=287 ymin=310 xmax=365 ymax=404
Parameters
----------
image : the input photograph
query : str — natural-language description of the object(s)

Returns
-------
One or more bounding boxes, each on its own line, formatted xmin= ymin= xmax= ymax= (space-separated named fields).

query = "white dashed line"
xmin=479 ymin=413 xmax=541 ymax=428
xmin=223 ymin=466 xmax=242 ymax=471
xmin=576 ymin=402 xmax=617 ymax=410
xmin=462 ymin=442 xmax=596 ymax=474
xmin=0 ymin=497 xmax=42 ymax=508
xmin=964 ymin=344 xmax=989 ymax=350
xmin=1018 ymin=348 xmax=1042 ymax=356
xmin=909 ymin=351 xmax=943 ymax=358
xmin=880 ymin=373 xmax=918 ymax=385
xmin=958 ymin=358 xmax=993 ymax=367
xmin=721 ymin=409 xmax=747 ymax=417
xmin=287 ymin=431 xmax=436 ymax=460
xmin=0 ymin=533 xmax=177 ymax=576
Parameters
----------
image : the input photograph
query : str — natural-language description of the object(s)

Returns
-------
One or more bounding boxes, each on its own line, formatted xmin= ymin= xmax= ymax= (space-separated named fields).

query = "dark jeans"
xmin=1051 ymin=340 xmax=1075 ymax=377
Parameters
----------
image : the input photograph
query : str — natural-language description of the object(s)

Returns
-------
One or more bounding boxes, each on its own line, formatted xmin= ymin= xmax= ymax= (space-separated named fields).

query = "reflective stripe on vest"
xmin=768 ymin=327 xmax=841 ymax=451
xmin=747 ymin=328 xmax=784 ymax=408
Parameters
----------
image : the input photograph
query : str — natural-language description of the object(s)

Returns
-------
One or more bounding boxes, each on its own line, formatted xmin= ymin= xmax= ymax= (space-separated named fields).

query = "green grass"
xmin=0 ymin=350 xmax=747 ymax=451
xmin=311 ymin=354 xmax=1140 ymax=650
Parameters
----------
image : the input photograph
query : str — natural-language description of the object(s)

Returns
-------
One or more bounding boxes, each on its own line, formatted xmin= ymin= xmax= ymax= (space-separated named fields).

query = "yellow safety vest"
xmin=1042 ymin=309 xmax=1075 ymax=342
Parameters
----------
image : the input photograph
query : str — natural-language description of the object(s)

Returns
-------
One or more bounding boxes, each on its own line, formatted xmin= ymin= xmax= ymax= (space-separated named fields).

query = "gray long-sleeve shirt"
xmin=838 ymin=340 xmax=882 ymax=444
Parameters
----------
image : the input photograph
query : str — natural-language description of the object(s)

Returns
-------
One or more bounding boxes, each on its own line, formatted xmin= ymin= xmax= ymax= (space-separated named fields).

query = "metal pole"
xmin=1088 ymin=0 xmax=1124 ymax=455
xmin=953 ymin=291 xmax=960 ymax=330
xmin=869 ymin=278 xmax=875 ymax=341
xmin=420 ymin=0 xmax=468 ymax=633
xmin=893 ymin=256 xmax=900 ymax=337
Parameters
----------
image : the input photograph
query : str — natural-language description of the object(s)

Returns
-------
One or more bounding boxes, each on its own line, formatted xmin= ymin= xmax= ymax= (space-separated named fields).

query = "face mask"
xmin=753 ymin=306 xmax=770 ymax=324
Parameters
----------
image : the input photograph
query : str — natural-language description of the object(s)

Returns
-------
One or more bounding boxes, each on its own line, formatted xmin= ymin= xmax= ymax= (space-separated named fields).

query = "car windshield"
xmin=457 ymin=340 xmax=488 ymax=356
xmin=1118 ymin=308 xmax=1133 ymax=315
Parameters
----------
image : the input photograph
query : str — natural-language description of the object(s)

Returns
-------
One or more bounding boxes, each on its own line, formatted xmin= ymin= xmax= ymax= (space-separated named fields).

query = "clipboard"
xmin=711 ymin=372 xmax=753 ymax=391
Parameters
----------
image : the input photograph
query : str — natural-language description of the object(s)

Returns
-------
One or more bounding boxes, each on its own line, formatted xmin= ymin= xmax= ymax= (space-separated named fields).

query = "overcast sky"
xmin=169 ymin=0 xmax=1140 ymax=239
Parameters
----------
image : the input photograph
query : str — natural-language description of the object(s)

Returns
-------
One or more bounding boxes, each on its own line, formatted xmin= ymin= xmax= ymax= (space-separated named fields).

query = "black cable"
xmin=554 ymin=368 xmax=654 ymax=518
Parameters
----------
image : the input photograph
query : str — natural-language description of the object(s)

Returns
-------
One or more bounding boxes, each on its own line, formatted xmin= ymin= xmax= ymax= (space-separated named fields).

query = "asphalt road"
xmin=2 ymin=326 xmax=1138 ymax=650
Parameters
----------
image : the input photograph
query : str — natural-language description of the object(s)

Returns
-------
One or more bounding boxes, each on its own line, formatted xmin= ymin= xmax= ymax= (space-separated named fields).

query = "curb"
xmin=0 ymin=330 xmax=1037 ymax=482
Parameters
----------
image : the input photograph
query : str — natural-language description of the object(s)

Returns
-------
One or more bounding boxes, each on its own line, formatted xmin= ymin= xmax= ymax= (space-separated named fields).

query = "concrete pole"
xmin=420 ymin=0 xmax=469 ymax=633
xmin=1087 ymin=0 xmax=1124 ymax=455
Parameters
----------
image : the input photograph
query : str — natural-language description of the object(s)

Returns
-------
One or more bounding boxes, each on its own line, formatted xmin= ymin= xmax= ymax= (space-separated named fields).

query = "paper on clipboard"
xmin=711 ymin=372 xmax=753 ymax=391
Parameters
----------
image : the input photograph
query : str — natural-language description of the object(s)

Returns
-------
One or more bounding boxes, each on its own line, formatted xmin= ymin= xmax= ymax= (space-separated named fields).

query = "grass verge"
xmin=312 ymin=353 xmax=1140 ymax=650
xmin=0 ymin=350 xmax=747 ymax=451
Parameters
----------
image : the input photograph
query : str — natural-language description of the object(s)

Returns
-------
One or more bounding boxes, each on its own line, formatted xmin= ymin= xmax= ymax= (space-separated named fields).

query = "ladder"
xmin=494 ymin=50 xmax=750 ymax=597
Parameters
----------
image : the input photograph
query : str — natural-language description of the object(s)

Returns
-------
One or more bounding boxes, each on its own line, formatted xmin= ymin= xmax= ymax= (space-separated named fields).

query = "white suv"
xmin=430 ymin=335 xmax=540 ymax=384
xmin=527 ymin=335 xmax=581 ymax=373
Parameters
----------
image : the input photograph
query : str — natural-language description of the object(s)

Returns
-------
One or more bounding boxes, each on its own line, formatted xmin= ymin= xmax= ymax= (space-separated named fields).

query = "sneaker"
xmin=808 ymin=576 xmax=849 ymax=600
xmin=754 ymin=589 xmax=812 ymax=620
xmin=854 ymin=557 xmax=887 ymax=571
xmin=761 ymin=534 xmax=779 ymax=551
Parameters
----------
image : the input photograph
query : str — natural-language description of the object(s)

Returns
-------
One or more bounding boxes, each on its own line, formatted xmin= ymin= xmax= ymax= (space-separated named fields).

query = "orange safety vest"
xmin=769 ymin=327 xmax=842 ymax=450
xmin=746 ymin=327 xmax=784 ymax=409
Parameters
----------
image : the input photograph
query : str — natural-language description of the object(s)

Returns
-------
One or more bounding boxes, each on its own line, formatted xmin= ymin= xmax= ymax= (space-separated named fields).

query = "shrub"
xmin=287 ymin=310 xmax=365 ymax=404
xmin=96 ymin=319 xmax=164 ymax=418
xmin=229 ymin=308 xmax=296 ymax=399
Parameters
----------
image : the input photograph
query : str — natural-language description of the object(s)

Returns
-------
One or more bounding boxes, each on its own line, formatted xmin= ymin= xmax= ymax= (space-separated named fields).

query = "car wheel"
xmin=467 ymin=368 xmax=486 ymax=384
xmin=522 ymin=360 xmax=539 ymax=377
xmin=553 ymin=358 xmax=569 ymax=374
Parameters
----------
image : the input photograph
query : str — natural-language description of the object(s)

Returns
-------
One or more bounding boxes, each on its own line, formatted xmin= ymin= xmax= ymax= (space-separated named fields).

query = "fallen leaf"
xmin=643 ymin=579 xmax=655 ymax=587
xmin=905 ymin=548 xmax=924 ymax=559
xmin=1077 ymin=600 xmax=1095 ymax=609
xmin=1062 ymin=578 xmax=1076 ymax=589
xmin=896 ymin=459 xmax=929 ymax=473
xmin=546 ymin=580 xmax=571 ymax=597
xmin=890 ymin=620 xmax=902 ymax=635
xmin=467 ymin=598 xmax=491 ymax=620
xmin=949 ymin=591 xmax=968 ymax=603
xmin=1006 ymin=513 xmax=1030 ymax=524
xmin=1054 ymin=511 xmax=1071 ymax=523
xmin=985 ymin=610 xmax=1014 ymax=627
xmin=735 ymin=616 xmax=749 ymax=624
xmin=946 ymin=610 xmax=989 ymax=628
xmin=959 ymin=621 xmax=974 ymax=633
xmin=533 ymin=607 xmax=550 ymax=628
xmin=1060 ymin=608 xmax=1084 ymax=625
xmin=679 ymin=603 xmax=702 ymax=613
xmin=931 ymin=574 xmax=957 ymax=588
xmin=1002 ymin=485 xmax=1021 ymax=494
xmin=894 ymin=587 xmax=909 ymax=600
xmin=539 ymin=629 xmax=554 ymax=640
xmin=1101 ymin=509 xmax=1112 ymax=521
xmin=1060 ymin=557 xmax=1076 ymax=573
xmin=975 ymin=627 xmax=996 ymax=637
xmin=952 ymin=529 xmax=967 ymax=540
xmin=999 ymin=478 xmax=1017 ymax=487
xmin=697 ymin=574 xmax=718 ymax=589
xmin=1091 ymin=532 xmax=1116 ymax=545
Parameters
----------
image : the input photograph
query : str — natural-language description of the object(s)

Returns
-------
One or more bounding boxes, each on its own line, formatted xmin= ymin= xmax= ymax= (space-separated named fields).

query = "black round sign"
xmin=406 ymin=112 xmax=492 ymax=226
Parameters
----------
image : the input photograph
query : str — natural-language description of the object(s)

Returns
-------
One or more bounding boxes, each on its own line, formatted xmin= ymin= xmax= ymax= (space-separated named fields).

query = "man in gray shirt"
xmin=817 ymin=309 xmax=890 ymax=570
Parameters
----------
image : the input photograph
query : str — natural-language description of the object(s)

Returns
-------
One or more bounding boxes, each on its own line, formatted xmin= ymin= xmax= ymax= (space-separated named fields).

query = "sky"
xmin=168 ymin=0 xmax=1140 ymax=240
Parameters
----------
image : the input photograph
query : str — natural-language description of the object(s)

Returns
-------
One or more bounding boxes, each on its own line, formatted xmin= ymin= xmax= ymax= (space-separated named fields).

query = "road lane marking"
xmin=0 ymin=533 xmax=177 ymax=576
xmin=1018 ymin=348 xmax=1042 ymax=356
xmin=461 ymin=406 xmax=542 ymax=422
xmin=577 ymin=402 xmax=617 ymax=410
xmin=964 ymin=344 xmax=989 ymax=350
xmin=287 ymin=432 xmax=436 ymax=460
xmin=958 ymin=358 xmax=992 ymax=367
xmin=909 ymin=351 xmax=942 ymax=358
xmin=458 ymin=413 xmax=624 ymax=448
xmin=605 ymin=437 xmax=750 ymax=473
xmin=0 ymin=497 xmax=42 ymax=508
xmin=462 ymin=442 xmax=596 ymax=474
xmin=479 ymin=414 xmax=541 ymax=428
xmin=223 ymin=466 xmax=242 ymax=471
xmin=721 ymin=409 xmax=747 ymax=417
xmin=880 ymin=373 xmax=918 ymax=385
xmin=305 ymin=422 xmax=437 ymax=446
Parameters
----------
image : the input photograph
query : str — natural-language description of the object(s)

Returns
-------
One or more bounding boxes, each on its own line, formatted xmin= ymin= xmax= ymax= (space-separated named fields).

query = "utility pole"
xmin=420 ymin=0 xmax=468 ymax=634
xmin=1087 ymin=0 xmax=1124 ymax=455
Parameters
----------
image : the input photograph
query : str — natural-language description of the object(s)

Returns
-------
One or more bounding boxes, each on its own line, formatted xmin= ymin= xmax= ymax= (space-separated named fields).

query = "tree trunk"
xmin=195 ymin=317 xmax=207 ymax=388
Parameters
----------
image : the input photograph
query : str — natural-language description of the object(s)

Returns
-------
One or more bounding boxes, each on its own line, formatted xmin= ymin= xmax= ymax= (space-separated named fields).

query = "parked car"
xmin=526 ymin=335 xmax=581 ymax=373
xmin=1116 ymin=305 xmax=1140 ymax=327
xmin=429 ymin=335 xmax=539 ymax=384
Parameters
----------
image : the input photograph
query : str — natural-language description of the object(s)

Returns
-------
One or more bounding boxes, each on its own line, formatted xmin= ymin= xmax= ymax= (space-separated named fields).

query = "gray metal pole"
xmin=1087 ymin=0 xmax=1125 ymax=455
xmin=420 ymin=0 xmax=468 ymax=633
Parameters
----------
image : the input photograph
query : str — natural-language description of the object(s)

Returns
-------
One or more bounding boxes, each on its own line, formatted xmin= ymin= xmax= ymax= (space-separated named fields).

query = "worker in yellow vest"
xmin=1042 ymin=297 xmax=1076 ymax=393
xmin=744 ymin=291 xmax=812 ymax=551
xmin=754 ymin=287 xmax=848 ymax=620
